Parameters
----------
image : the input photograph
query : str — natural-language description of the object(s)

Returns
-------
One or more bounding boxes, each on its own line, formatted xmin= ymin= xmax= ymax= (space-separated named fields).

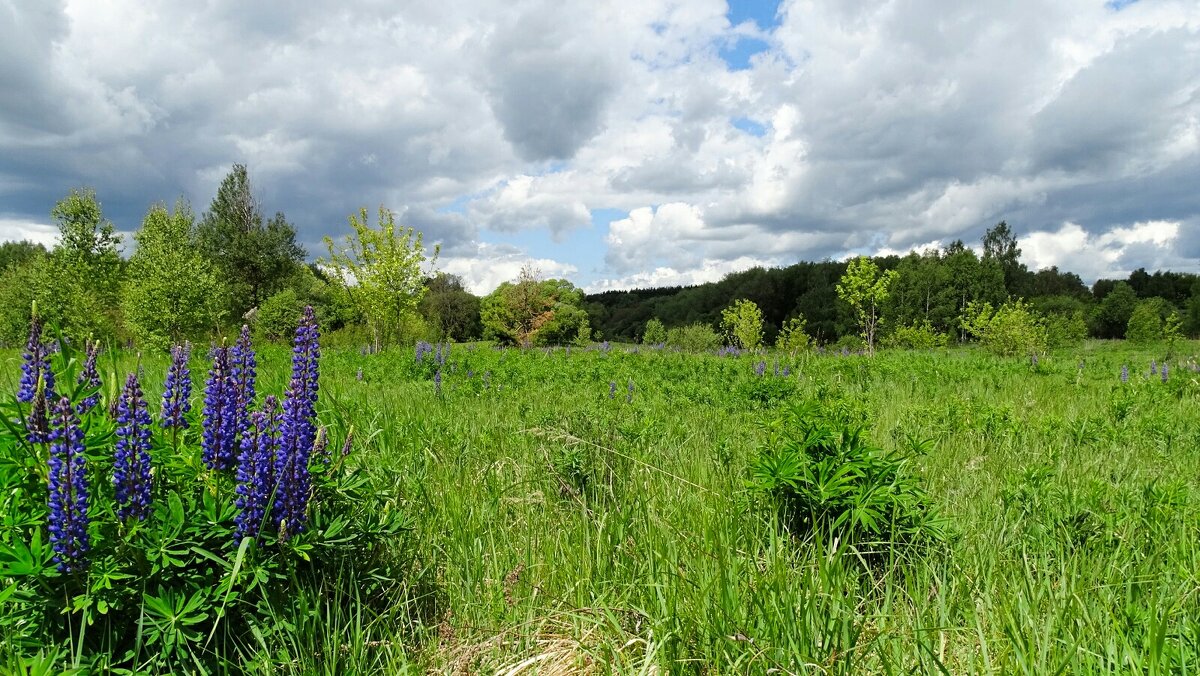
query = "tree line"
xmin=1 ymin=172 xmax=1196 ymax=352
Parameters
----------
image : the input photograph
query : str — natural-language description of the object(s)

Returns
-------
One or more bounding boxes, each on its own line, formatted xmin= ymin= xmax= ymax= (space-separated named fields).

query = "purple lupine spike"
xmin=340 ymin=428 xmax=354 ymax=458
xmin=356 ymin=367 xmax=364 ymax=382
xmin=1161 ymin=363 xmax=1168 ymax=383
xmin=626 ymin=380 xmax=635 ymax=403
xmin=27 ymin=378 xmax=52 ymax=444
xmin=1150 ymin=359 xmax=1158 ymax=376
xmin=274 ymin=306 xmax=320 ymax=538
xmin=235 ymin=396 xmax=281 ymax=542
xmin=434 ymin=369 xmax=443 ymax=395
xmin=754 ymin=361 xmax=766 ymax=376
xmin=782 ymin=366 xmax=791 ymax=377
xmin=609 ymin=381 xmax=616 ymax=399
xmin=48 ymin=396 xmax=89 ymax=572
xmin=202 ymin=345 xmax=238 ymax=470
xmin=231 ymin=325 xmax=257 ymax=436
xmin=416 ymin=341 xmax=432 ymax=361
xmin=1120 ymin=365 xmax=1129 ymax=383
xmin=18 ymin=315 xmax=46 ymax=403
xmin=113 ymin=372 xmax=153 ymax=521
xmin=161 ymin=342 xmax=192 ymax=429
xmin=76 ymin=339 xmax=101 ymax=414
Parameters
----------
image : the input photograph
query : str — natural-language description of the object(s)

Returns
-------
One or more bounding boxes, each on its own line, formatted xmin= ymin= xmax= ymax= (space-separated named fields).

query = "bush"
xmin=721 ymin=299 xmax=764 ymax=350
xmin=255 ymin=288 xmax=304 ymax=342
xmin=1044 ymin=310 xmax=1088 ymax=348
xmin=775 ymin=316 xmax=812 ymax=355
xmin=883 ymin=320 xmax=947 ymax=350
xmin=960 ymin=299 xmax=1047 ymax=357
xmin=1126 ymin=298 xmax=1169 ymax=344
xmin=0 ymin=314 xmax=408 ymax=672
xmin=750 ymin=402 xmax=947 ymax=553
xmin=666 ymin=322 xmax=722 ymax=352
xmin=641 ymin=318 xmax=667 ymax=345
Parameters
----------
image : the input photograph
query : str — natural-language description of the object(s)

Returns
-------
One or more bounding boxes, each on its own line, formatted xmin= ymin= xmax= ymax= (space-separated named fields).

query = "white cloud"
xmin=438 ymin=243 xmax=578 ymax=295
xmin=1020 ymin=220 xmax=1195 ymax=282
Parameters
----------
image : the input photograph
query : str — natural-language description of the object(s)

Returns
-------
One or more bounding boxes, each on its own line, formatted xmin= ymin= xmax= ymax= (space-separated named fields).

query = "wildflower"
xmin=600 ymin=341 xmax=611 ymax=353
xmin=416 ymin=341 xmax=433 ymax=361
xmin=356 ymin=367 xmax=364 ymax=382
xmin=18 ymin=315 xmax=51 ymax=403
xmin=626 ymin=380 xmax=635 ymax=403
xmin=340 ymin=428 xmax=354 ymax=457
xmin=754 ymin=361 xmax=766 ymax=376
xmin=113 ymin=372 xmax=153 ymax=521
xmin=235 ymin=396 xmax=281 ymax=542
xmin=313 ymin=426 xmax=329 ymax=464
xmin=231 ymin=325 xmax=257 ymax=436
xmin=202 ymin=345 xmax=238 ymax=470
xmin=48 ymin=396 xmax=89 ymax=572
xmin=1031 ymin=353 xmax=1038 ymax=367
xmin=1120 ymin=365 xmax=1129 ymax=383
xmin=161 ymin=342 xmax=192 ymax=429
xmin=434 ymin=369 xmax=443 ymax=395
xmin=1162 ymin=363 xmax=1169 ymax=383
xmin=1150 ymin=359 xmax=1158 ymax=376
xmin=76 ymin=339 xmax=101 ymax=414
xmin=274 ymin=306 xmax=320 ymax=537
xmin=609 ymin=381 xmax=616 ymax=399
xmin=782 ymin=366 xmax=791 ymax=377
xmin=27 ymin=379 xmax=52 ymax=444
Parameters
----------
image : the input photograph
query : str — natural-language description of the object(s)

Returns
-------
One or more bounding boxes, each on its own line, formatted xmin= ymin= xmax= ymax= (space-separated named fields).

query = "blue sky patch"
xmin=732 ymin=116 xmax=767 ymax=137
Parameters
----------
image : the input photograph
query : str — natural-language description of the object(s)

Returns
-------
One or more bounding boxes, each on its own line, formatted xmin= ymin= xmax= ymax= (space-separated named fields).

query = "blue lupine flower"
xmin=434 ymin=369 xmax=443 ymax=395
xmin=600 ymin=341 xmax=611 ymax=353
xmin=356 ymin=367 xmax=364 ymax=382
xmin=1162 ymin=363 xmax=1169 ymax=383
xmin=340 ymin=428 xmax=354 ymax=457
xmin=754 ymin=361 xmax=766 ymax=376
xmin=626 ymin=380 xmax=635 ymax=403
xmin=609 ymin=381 xmax=616 ymax=399
xmin=416 ymin=341 xmax=433 ymax=361
xmin=113 ymin=372 xmax=153 ymax=521
xmin=782 ymin=366 xmax=791 ymax=377
xmin=161 ymin=342 xmax=192 ymax=429
xmin=202 ymin=345 xmax=238 ymax=470
xmin=275 ymin=306 xmax=320 ymax=538
xmin=27 ymin=379 xmax=52 ymax=444
xmin=18 ymin=316 xmax=47 ymax=403
xmin=1120 ymin=365 xmax=1129 ymax=383
xmin=235 ymin=395 xmax=281 ymax=542
xmin=48 ymin=396 xmax=89 ymax=572
xmin=1031 ymin=353 xmax=1038 ymax=367
xmin=1150 ymin=359 xmax=1158 ymax=376
xmin=76 ymin=339 xmax=101 ymax=414
xmin=231 ymin=325 xmax=257 ymax=436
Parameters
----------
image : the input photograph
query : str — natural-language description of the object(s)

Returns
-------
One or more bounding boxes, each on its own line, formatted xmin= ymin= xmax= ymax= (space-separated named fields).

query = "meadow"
xmin=3 ymin=336 xmax=1200 ymax=674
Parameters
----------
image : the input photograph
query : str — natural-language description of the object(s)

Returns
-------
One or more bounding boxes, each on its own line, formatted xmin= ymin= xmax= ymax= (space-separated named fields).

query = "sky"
xmin=1 ymin=0 xmax=1198 ymax=294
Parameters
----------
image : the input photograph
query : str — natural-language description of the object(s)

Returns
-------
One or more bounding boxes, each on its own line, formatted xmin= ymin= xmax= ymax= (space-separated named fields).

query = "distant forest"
xmin=583 ymin=223 xmax=1200 ymax=344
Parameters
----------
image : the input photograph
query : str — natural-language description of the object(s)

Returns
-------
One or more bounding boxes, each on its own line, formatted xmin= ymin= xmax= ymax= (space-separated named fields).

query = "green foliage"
xmin=1043 ymin=309 xmax=1088 ymax=348
xmin=122 ymin=201 xmax=227 ymax=350
xmin=775 ymin=316 xmax=812 ymax=355
xmin=321 ymin=206 xmax=435 ymax=350
xmin=641 ymin=318 xmax=667 ymax=345
xmin=750 ymin=402 xmax=946 ymax=551
xmin=883 ymin=319 xmax=948 ymax=350
xmin=1164 ymin=311 xmax=1184 ymax=355
xmin=198 ymin=164 xmax=306 ymax=317
xmin=665 ymin=322 xmax=721 ymax=351
xmin=1126 ymin=298 xmax=1168 ymax=343
xmin=419 ymin=273 xmax=481 ymax=342
xmin=480 ymin=267 xmax=588 ymax=346
xmin=0 ymin=241 xmax=47 ymax=271
xmin=0 ymin=255 xmax=44 ymax=346
xmin=0 ymin=325 xmax=409 ymax=672
xmin=720 ymin=298 xmax=765 ymax=350
xmin=32 ymin=189 xmax=124 ymax=343
xmin=1092 ymin=281 xmax=1138 ymax=339
xmin=255 ymin=288 xmax=304 ymax=342
xmin=961 ymin=299 xmax=1048 ymax=356
xmin=836 ymin=256 xmax=898 ymax=355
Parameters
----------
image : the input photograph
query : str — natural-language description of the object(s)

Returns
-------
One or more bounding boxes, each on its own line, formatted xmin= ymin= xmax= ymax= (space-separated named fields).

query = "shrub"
xmin=641 ymin=318 xmax=667 ymax=345
xmin=721 ymin=299 xmax=764 ymax=350
xmin=775 ymin=316 xmax=812 ymax=355
xmin=883 ymin=320 xmax=948 ymax=350
xmin=1126 ymin=298 xmax=1168 ymax=344
xmin=750 ymin=402 xmax=947 ymax=553
xmin=1044 ymin=310 xmax=1088 ymax=348
xmin=666 ymin=322 xmax=722 ymax=352
xmin=255 ymin=287 xmax=304 ymax=342
xmin=960 ymin=299 xmax=1047 ymax=357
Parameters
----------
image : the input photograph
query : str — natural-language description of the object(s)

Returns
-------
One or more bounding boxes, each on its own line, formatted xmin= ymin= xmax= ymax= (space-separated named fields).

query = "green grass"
xmin=4 ymin=340 xmax=1200 ymax=673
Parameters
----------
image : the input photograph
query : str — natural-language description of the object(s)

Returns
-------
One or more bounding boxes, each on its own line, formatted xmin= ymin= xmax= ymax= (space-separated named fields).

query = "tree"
xmin=419 ymin=273 xmax=481 ymax=341
xmin=1092 ymin=281 xmax=1138 ymax=339
xmin=321 ymin=206 xmax=435 ymax=350
xmin=960 ymin=300 xmax=1047 ymax=357
xmin=123 ymin=201 xmax=227 ymax=350
xmin=0 ymin=240 xmax=47 ymax=271
xmin=480 ymin=266 xmax=588 ymax=346
xmin=1125 ymin=298 xmax=1168 ymax=343
xmin=982 ymin=220 xmax=1030 ymax=296
xmin=721 ymin=298 xmax=765 ymax=350
xmin=775 ymin=316 xmax=811 ymax=355
xmin=642 ymin=318 xmax=667 ymax=345
xmin=198 ymin=164 xmax=305 ymax=317
xmin=836 ymin=256 xmax=897 ymax=355
xmin=33 ymin=188 xmax=124 ymax=342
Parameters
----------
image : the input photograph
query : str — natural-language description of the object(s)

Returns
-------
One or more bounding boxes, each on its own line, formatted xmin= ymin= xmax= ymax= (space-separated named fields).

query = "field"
xmin=4 ymin=339 xmax=1200 ymax=673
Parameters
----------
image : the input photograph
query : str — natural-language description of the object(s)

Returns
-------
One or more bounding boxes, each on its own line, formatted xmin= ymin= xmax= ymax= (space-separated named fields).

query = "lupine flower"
xmin=356 ymin=367 xmax=364 ymax=382
xmin=161 ymin=342 xmax=192 ymax=429
xmin=773 ymin=361 xmax=780 ymax=376
xmin=754 ymin=361 xmax=766 ymax=376
xmin=235 ymin=396 xmax=281 ymax=542
xmin=231 ymin=325 xmax=257 ymax=438
xmin=76 ymin=340 xmax=101 ymax=414
xmin=609 ymin=381 xmax=616 ymax=399
xmin=48 ymin=396 xmax=89 ymax=572
xmin=340 ymin=428 xmax=354 ymax=458
xmin=27 ymin=379 xmax=52 ymax=444
xmin=434 ymin=369 xmax=443 ymax=395
xmin=1031 ymin=353 xmax=1038 ymax=367
xmin=600 ymin=341 xmax=611 ymax=353
xmin=415 ymin=341 xmax=433 ymax=361
xmin=626 ymin=380 xmax=635 ymax=403
xmin=1120 ymin=365 xmax=1129 ymax=383
xmin=313 ymin=426 xmax=329 ymax=464
xmin=274 ymin=306 xmax=320 ymax=537
xmin=1150 ymin=359 xmax=1158 ymax=376
xmin=113 ymin=372 xmax=153 ymax=521
xmin=202 ymin=345 xmax=238 ymax=470
xmin=782 ymin=366 xmax=791 ymax=377
xmin=1161 ymin=363 xmax=1169 ymax=383
xmin=18 ymin=316 xmax=49 ymax=403
xmin=483 ymin=371 xmax=492 ymax=389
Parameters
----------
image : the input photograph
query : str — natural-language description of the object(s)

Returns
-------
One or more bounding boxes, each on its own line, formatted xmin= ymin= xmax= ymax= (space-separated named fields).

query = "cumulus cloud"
xmin=1019 ymin=220 xmax=1198 ymax=283
xmin=1 ymin=0 xmax=1198 ymax=293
